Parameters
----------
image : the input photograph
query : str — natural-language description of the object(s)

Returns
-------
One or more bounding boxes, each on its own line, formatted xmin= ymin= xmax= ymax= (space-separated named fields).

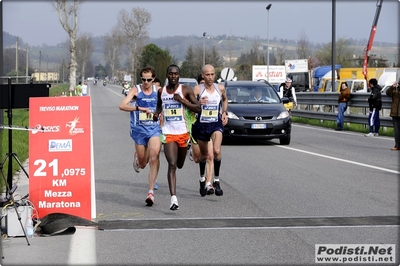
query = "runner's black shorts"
xmin=192 ymin=119 xmax=224 ymax=142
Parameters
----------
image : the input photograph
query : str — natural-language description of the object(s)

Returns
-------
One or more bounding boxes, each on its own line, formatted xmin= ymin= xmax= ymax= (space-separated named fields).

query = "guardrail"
xmin=292 ymin=92 xmax=393 ymax=127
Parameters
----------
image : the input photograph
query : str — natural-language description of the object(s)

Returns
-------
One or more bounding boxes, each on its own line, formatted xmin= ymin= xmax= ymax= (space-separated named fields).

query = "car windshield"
xmin=179 ymin=81 xmax=197 ymax=89
xmin=226 ymin=85 xmax=281 ymax=104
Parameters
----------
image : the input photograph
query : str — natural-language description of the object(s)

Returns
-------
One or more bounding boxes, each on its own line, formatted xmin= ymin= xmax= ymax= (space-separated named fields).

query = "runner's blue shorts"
xmin=130 ymin=126 xmax=161 ymax=146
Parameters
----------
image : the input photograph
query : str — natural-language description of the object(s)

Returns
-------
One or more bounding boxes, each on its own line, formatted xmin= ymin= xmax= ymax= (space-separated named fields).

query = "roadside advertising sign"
xmin=252 ymin=65 xmax=286 ymax=84
xmin=28 ymin=96 xmax=93 ymax=220
xmin=285 ymin=59 xmax=309 ymax=73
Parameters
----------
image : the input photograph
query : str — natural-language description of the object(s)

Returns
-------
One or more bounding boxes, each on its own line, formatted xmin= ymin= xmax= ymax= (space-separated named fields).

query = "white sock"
xmin=149 ymin=190 xmax=154 ymax=194
xmin=199 ymin=176 xmax=206 ymax=182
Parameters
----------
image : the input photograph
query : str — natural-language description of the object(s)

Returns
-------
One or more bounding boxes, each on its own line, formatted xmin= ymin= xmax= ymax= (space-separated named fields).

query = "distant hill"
xmin=3 ymin=31 xmax=399 ymax=70
xmin=3 ymin=31 xmax=26 ymax=47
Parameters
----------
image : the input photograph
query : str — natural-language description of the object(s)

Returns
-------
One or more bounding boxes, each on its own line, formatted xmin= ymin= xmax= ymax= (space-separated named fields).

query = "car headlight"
xmin=227 ymin=111 xmax=239 ymax=120
xmin=277 ymin=111 xmax=290 ymax=119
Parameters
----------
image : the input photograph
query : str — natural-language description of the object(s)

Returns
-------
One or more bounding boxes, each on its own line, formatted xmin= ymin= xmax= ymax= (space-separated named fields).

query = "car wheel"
xmin=279 ymin=135 xmax=291 ymax=145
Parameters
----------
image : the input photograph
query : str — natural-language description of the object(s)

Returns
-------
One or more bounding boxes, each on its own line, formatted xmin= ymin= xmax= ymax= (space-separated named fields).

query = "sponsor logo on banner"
xmin=49 ymin=139 xmax=72 ymax=152
xmin=32 ymin=124 xmax=61 ymax=134
xmin=66 ymin=117 xmax=84 ymax=135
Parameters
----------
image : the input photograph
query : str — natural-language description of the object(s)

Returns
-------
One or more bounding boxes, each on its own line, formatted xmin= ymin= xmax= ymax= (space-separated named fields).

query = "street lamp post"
xmin=266 ymin=4 xmax=272 ymax=82
xmin=203 ymin=32 xmax=206 ymax=66
xmin=39 ymin=51 xmax=42 ymax=83
xmin=16 ymin=37 xmax=19 ymax=83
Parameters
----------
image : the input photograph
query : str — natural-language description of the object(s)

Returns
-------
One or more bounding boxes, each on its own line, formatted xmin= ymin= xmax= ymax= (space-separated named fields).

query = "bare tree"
xmin=275 ymin=45 xmax=290 ymax=65
xmin=180 ymin=45 xmax=200 ymax=78
xmin=315 ymin=38 xmax=355 ymax=67
xmin=207 ymin=46 xmax=224 ymax=68
xmin=117 ymin=7 xmax=151 ymax=84
xmin=246 ymin=39 xmax=265 ymax=65
xmin=76 ymin=33 xmax=93 ymax=82
xmin=181 ymin=44 xmax=223 ymax=78
xmin=104 ymin=26 xmax=123 ymax=81
xmin=296 ymin=29 xmax=312 ymax=60
xmin=52 ymin=0 xmax=82 ymax=92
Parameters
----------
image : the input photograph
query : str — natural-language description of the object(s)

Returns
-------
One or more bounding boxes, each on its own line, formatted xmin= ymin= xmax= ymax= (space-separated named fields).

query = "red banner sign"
xmin=29 ymin=96 xmax=93 ymax=220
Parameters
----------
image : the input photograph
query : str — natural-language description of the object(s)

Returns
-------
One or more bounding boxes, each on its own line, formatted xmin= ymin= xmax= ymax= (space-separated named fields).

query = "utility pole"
xmin=0 ymin=1 xmax=3 ymax=132
xmin=62 ymin=59 xmax=65 ymax=83
xmin=266 ymin=4 xmax=272 ymax=82
xmin=26 ymin=43 xmax=29 ymax=83
xmin=46 ymin=55 xmax=48 ymax=83
xmin=39 ymin=51 xmax=42 ymax=83
xmin=16 ymin=37 xmax=19 ymax=83
xmin=203 ymin=32 xmax=206 ymax=66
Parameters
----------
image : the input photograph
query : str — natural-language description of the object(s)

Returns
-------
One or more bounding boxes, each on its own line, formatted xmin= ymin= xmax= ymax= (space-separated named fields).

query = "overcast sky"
xmin=2 ymin=0 xmax=400 ymax=47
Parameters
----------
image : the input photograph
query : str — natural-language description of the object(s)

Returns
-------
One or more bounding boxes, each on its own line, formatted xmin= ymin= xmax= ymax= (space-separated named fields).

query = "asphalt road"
xmin=2 ymin=82 xmax=399 ymax=265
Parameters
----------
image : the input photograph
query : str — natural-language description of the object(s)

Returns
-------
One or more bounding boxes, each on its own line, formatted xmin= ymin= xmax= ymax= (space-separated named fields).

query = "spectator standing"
xmin=335 ymin=82 xmax=351 ymax=131
xmin=365 ymin=78 xmax=382 ymax=137
xmin=81 ymin=81 xmax=88 ymax=96
xmin=386 ymin=80 xmax=400 ymax=150
xmin=75 ymin=81 xmax=82 ymax=96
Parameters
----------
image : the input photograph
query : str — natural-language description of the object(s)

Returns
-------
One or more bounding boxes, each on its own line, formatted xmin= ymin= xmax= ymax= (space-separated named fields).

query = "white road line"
xmin=108 ymin=87 xmax=124 ymax=97
xmin=69 ymin=88 xmax=96 ymax=265
xmin=100 ymin=224 xmax=399 ymax=232
xmin=278 ymin=145 xmax=399 ymax=174
xmin=68 ymin=226 xmax=97 ymax=265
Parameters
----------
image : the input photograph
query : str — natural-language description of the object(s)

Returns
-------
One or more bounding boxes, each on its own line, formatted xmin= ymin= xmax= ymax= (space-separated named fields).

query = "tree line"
xmin=3 ymin=0 xmax=398 ymax=88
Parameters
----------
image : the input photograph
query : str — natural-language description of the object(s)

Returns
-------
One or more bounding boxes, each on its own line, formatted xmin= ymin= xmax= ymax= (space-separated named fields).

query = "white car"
xmin=164 ymin=78 xmax=198 ymax=89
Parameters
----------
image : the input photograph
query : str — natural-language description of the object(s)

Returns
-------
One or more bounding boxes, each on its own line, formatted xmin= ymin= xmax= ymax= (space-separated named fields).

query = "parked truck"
xmin=379 ymin=68 xmax=400 ymax=93
xmin=285 ymin=59 xmax=311 ymax=92
xmin=312 ymin=65 xmax=341 ymax=92
xmin=318 ymin=68 xmax=386 ymax=92
xmin=322 ymin=79 xmax=369 ymax=93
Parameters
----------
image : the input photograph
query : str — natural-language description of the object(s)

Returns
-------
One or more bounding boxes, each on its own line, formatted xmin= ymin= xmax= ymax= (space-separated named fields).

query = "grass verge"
xmin=291 ymin=116 xmax=394 ymax=137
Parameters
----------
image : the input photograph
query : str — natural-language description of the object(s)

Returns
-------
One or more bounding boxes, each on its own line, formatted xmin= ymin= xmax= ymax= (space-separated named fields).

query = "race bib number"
xmin=200 ymin=105 xmax=218 ymax=122
xmin=139 ymin=107 xmax=156 ymax=125
xmin=164 ymin=103 xmax=183 ymax=122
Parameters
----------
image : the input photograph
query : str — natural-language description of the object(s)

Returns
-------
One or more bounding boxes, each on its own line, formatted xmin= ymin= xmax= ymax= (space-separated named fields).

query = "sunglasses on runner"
xmin=141 ymin=78 xmax=153 ymax=82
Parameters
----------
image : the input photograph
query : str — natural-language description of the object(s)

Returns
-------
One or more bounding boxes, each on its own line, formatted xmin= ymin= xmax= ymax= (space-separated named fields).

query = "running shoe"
xmin=170 ymin=196 xmax=179 ymax=211
xmin=199 ymin=180 xmax=206 ymax=197
xmin=145 ymin=193 xmax=154 ymax=206
xmin=374 ymin=133 xmax=379 ymax=137
xmin=214 ymin=181 xmax=223 ymax=196
xmin=154 ymin=181 xmax=159 ymax=190
xmin=364 ymin=132 xmax=374 ymax=137
xmin=133 ymin=152 xmax=140 ymax=173
xmin=206 ymin=183 xmax=214 ymax=195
